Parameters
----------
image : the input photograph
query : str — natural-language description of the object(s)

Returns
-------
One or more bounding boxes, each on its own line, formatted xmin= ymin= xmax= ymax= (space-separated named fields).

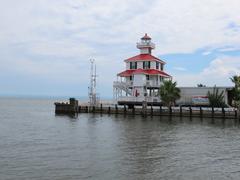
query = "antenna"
xmin=88 ymin=59 xmax=98 ymax=106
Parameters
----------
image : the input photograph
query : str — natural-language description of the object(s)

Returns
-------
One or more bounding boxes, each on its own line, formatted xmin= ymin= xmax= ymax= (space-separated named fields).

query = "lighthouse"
xmin=113 ymin=34 xmax=172 ymax=105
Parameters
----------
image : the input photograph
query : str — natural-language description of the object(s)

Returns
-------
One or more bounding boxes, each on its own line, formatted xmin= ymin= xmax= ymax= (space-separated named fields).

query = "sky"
xmin=0 ymin=0 xmax=240 ymax=98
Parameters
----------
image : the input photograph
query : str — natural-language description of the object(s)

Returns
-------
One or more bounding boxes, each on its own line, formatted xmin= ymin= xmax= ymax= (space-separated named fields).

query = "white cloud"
xmin=173 ymin=56 xmax=240 ymax=87
xmin=1 ymin=0 xmax=240 ymax=54
xmin=202 ymin=51 xmax=212 ymax=56
xmin=0 ymin=0 xmax=240 ymax=96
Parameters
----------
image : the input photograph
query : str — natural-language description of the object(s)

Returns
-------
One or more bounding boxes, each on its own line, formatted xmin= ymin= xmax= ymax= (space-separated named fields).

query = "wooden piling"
xmin=124 ymin=105 xmax=126 ymax=115
xmin=132 ymin=106 xmax=135 ymax=115
xmin=151 ymin=105 xmax=153 ymax=116
xmin=142 ymin=101 xmax=147 ymax=117
xmin=222 ymin=107 xmax=225 ymax=118
xmin=180 ymin=106 xmax=182 ymax=117
xmin=160 ymin=105 xmax=162 ymax=115
xmin=189 ymin=106 xmax=192 ymax=117
xmin=115 ymin=104 xmax=118 ymax=114
xmin=200 ymin=106 xmax=203 ymax=118
xmin=212 ymin=107 xmax=214 ymax=118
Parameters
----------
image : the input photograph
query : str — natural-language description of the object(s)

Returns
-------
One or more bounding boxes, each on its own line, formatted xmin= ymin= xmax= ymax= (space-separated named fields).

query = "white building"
xmin=113 ymin=34 xmax=171 ymax=105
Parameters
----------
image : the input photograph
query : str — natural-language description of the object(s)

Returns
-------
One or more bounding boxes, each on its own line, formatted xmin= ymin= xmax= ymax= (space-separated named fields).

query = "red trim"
xmin=118 ymin=69 xmax=171 ymax=77
xmin=125 ymin=54 xmax=165 ymax=64
xmin=141 ymin=33 xmax=151 ymax=40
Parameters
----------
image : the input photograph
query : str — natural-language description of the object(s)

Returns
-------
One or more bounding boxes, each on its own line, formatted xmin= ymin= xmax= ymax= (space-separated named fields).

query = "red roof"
xmin=125 ymin=54 xmax=165 ymax=64
xmin=118 ymin=69 xmax=171 ymax=77
xmin=141 ymin=33 xmax=151 ymax=40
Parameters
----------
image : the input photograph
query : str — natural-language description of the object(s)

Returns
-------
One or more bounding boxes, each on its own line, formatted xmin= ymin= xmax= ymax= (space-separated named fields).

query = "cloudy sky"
xmin=0 ymin=0 xmax=240 ymax=98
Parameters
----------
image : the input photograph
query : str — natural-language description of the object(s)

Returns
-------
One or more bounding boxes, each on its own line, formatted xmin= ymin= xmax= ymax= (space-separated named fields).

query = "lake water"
xmin=1 ymin=98 xmax=240 ymax=180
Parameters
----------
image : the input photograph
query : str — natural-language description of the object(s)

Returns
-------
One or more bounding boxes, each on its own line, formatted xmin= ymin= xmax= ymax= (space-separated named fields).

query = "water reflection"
xmin=1 ymin=98 xmax=240 ymax=180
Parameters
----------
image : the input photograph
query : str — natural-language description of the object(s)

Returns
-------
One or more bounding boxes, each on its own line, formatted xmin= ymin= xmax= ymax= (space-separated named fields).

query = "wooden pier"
xmin=55 ymin=98 xmax=240 ymax=120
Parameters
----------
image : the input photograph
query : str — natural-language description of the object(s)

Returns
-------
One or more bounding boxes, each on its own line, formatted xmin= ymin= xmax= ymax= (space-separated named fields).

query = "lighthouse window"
xmin=143 ymin=61 xmax=151 ymax=69
xmin=161 ymin=64 xmax=164 ymax=71
xmin=130 ymin=62 xmax=137 ymax=69
xmin=156 ymin=62 xmax=159 ymax=69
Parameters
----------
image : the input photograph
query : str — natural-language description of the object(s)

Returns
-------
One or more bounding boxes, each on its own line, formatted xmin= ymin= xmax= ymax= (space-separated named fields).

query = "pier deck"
xmin=55 ymin=98 xmax=240 ymax=120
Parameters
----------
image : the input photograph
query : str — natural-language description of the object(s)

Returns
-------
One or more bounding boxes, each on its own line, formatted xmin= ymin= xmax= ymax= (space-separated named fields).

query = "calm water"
xmin=1 ymin=98 xmax=240 ymax=180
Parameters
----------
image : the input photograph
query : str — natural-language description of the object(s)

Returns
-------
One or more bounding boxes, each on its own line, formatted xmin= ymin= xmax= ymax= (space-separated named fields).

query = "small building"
xmin=113 ymin=34 xmax=171 ymax=105
xmin=178 ymin=87 xmax=234 ymax=106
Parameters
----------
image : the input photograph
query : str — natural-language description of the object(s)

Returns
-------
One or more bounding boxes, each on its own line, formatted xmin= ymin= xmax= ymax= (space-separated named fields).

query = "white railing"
xmin=145 ymin=80 xmax=163 ymax=87
xmin=118 ymin=96 xmax=161 ymax=102
xmin=136 ymin=42 xmax=155 ymax=49
xmin=113 ymin=81 xmax=133 ymax=87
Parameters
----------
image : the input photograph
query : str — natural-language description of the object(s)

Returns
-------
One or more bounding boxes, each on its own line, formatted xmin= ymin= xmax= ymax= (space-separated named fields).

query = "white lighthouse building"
xmin=113 ymin=34 xmax=172 ymax=105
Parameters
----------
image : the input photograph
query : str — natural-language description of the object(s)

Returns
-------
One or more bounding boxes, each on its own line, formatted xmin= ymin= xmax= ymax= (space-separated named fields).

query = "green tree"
xmin=207 ymin=86 xmax=225 ymax=107
xmin=159 ymin=80 xmax=181 ymax=107
xmin=231 ymin=75 xmax=240 ymax=88
xmin=230 ymin=75 xmax=240 ymax=108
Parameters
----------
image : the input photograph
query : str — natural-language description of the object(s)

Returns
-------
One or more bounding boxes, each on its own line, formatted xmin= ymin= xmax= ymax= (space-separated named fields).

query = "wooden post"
xmin=222 ymin=107 xmax=225 ymax=118
xmin=142 ymin=101 xmax=147 ymax=117
xmin=132 ymin=106 xmax=135 ymax=115
xmin=212 ymin=106 xmax=214 ymax=118
xmin=108 ymin=106 xmax=111 ymax=114
xmin=238 ymin=108 xmax=240 ymax=122
xmin=79 ymin=105 xmax=81 ymax=113
xmin=189 ymin=106 xmax=192 ymax=117
xmin=151 ymin=105 xmax=153 ymax=116
xmin=160 ymin=105 xmax=162 ymax=115
xmin=235 ymin=109 xmax=237 ymax=119
xmin=180 ymin=106 xmax=182 ymax=117
xmin=86 ymin=106 xmax=88 ymax=113
xmin=115 ymin=104 xmax=118 ymax=114
xmin=93 ymin=106 xmax=95 ymax=113
xmin=169 ymin=106 xmax=172 ymax=116
xmin=124 ymin=105 xmax=126 ymax=114
xmin=100 ymin=104 xmax=103 ymax=113
xmin=200 ymin=106 xmax=203 ymax=118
